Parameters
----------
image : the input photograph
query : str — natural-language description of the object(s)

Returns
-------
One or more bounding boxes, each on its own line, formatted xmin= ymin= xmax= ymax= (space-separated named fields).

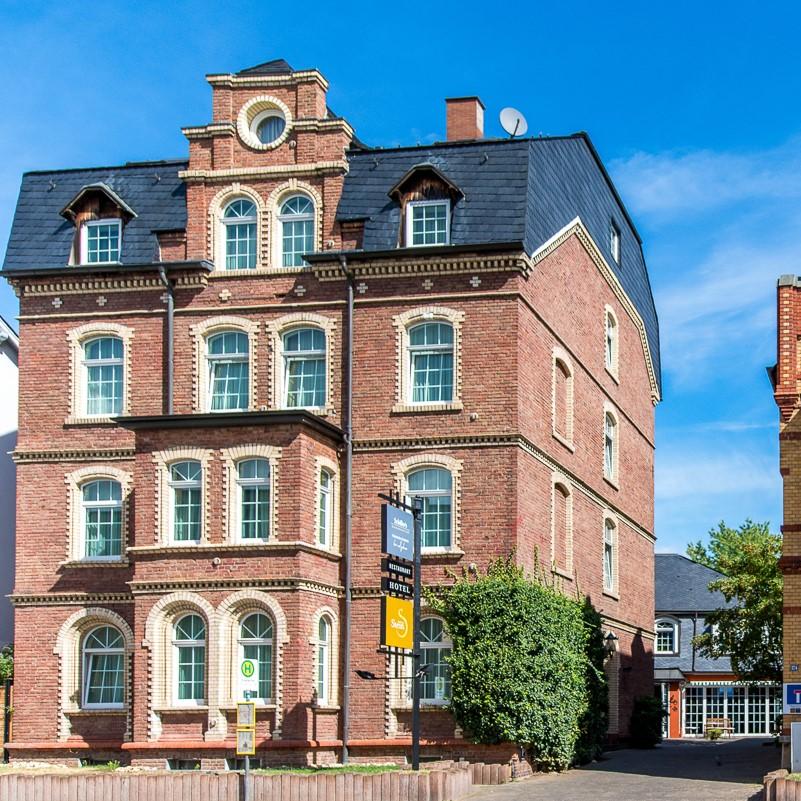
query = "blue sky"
xmin=0 ymin=0 xmax=795 ymax=553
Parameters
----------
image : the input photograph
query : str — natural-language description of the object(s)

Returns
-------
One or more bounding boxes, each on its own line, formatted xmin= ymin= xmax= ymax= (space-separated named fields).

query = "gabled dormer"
xmin=60 ymin=183 xmax=137 ymax=266
xmin=388 ymin=163 xmax=463 ymax=248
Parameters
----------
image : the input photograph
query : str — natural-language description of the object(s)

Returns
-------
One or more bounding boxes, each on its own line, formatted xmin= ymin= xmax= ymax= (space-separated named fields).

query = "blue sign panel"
xmin=381 ymin=504 xmax=414 ymax=561
xmin=785 ymin=683 xmax=801 ymax=713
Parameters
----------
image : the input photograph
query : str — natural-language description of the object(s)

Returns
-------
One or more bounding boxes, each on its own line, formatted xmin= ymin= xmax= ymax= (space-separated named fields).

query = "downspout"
xmin=692 ymin=612 xmax=698 ymax=673
xmin=157 ymin=264 xmax=174 ymax=415
xmin=340 ymin=254 xmax=354 ymax=763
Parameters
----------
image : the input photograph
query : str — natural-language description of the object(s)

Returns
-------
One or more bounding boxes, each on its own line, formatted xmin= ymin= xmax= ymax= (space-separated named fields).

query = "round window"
xmin=254 ymin=112 xmax=286 ymax=145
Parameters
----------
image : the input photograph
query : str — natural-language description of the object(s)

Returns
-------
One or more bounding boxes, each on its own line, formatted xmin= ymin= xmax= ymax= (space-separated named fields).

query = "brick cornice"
xmin=10 ymin=592 xmax=133 ymax=607
xmin=13 ymin=448 xmax=135 ymax=463
xmin=779 ymin=555 xmax=801 ymax=573
xmin=128 ymin=576 xmax=341 ymax=596
xmin=179 ymin=161 xmax=347 ymax=183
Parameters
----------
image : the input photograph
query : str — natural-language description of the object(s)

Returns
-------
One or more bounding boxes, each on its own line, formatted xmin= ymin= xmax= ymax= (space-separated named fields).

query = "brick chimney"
xmin=446 ymin=96 xmax=485 ymax=141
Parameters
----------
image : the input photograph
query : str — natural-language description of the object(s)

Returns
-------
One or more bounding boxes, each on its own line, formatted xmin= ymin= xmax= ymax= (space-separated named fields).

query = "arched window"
xmin=318 ymin=468 xmax=333 ymax=547
xmin=82 ymin=625 xmax=125 ymax=708
xmin=255 ymin=111 xmax=286 ymax=146
xmin=605 ymin=308 xmax=618 ymax=376
xmin=604 ymin=411 xmax=617 ymax=481
xmin=82 ymin=479 xmax=122 ymax=559
xmin=173 ymin=614 xmax=206 ymax=704
xmin=603 ymin=518 xmax=617 ymax=593
xmin=83 ymin=336 xmax=123 ymax=416
xmin=223 ymin=199 xmax=257 ymax=270
xmin=239 ymin=612 xmax=273 ymax=703
xmin=407 ymin=467 xmax=452 ymax=550
xmin=655 ymin=618 xmax=679 ymax=654
xmin=408 ymin=322 xmax=454 ymax=404
xmin=279 ymin=195 xmax=314 ymax=267
xmin=237 ymin=458 xmax=270 ymax=541
xmin=170 ymin=461 xmax=202 ymax=543
xmin=420 ymin=618 xmax=451 ymax=703
xmin=316 ymin=615 xmax=332 ymax=704
xmin=283 ymin=328 xmax=326 ymax=408
xmin=207 ymin=331 xmax=250 ymax=412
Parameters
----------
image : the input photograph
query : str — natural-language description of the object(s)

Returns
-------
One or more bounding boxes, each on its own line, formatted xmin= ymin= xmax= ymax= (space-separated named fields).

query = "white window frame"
xmin=80 ymin=479 xmax=123 ymax=561
xmin=406 ymin=467 xmax=454 ymax=553
xmin=318 ymin=468 xmax=333 ymax=548
xmin=282 ymin=326 xmax=327 ymax=410
xmin=406 ymin=199 xmax=451 ymax=247
xmin=419 ymin=617 xmax=452 ymax=706
xmin=238 ymin=612 xmax=274 ymax=705
xmin=82 ymin=335 xmax=124 ymax=418
xmin=604 ymin=407 xmax=619 ymax=484
xmin=603 ymin=516 xmax=618 ymax=596
xmin=221 ymin=199 xmax=258 ymax=271
xmin=655 ymin=618 xmax=679 ymax=655
xmin=604 ymin=306 xmax=619 ymax=380
xmin=278 ymin=194 xmax=315 ymax=268
xmin=236 ymin=458 xmax=271 ymax=543
xmin=172 ymin=613 xmax=207 ymax=706
xmin=206 ymin=330 xmax=250 ymax=412
xmin=610 ymin=220 xmax=621 ymax=264
xmin=406 ymin=321 xmax=455 ymax=406
xmin=168 ymin=460 xmax=203 ymax=545
xmin=316 ymin=615 xmax=332 ymax=705
xmin=81 ymin=219 xmax=122 ymax=264
xmin=81 ymin=625 xmax=126 ymax=710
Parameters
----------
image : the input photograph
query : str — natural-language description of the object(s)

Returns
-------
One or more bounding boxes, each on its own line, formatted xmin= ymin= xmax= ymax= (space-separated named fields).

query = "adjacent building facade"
xmin=1 ymin=59 xmax=660 ymax=767
xmin=654 ymin=554 xmax=780 ymax=738
xmin=0 ymin=315 xmax=18 ymax=648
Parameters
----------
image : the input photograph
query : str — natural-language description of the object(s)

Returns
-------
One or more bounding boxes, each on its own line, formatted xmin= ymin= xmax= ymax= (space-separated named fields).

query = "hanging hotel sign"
xmin=381 ymin=504 xmax=414 ymax=561
xmin=381 ymin=575 xmax=414 ymax=599
xmin=381 ymin=595 xmax=414 ymax=650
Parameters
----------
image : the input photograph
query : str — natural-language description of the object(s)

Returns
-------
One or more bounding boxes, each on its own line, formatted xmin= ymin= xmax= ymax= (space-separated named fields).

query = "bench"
xmin=704 ymin=717 xmax=734 ymax=737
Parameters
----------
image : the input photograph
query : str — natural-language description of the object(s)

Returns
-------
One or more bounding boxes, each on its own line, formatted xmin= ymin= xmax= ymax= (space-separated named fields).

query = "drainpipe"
xmin=157 ymin=264 xmax=174 ymax=415
xmin=339 ymin=254 xmax=355 ymax=763
xmin=692 ymin=612 xmax=698 ymax=673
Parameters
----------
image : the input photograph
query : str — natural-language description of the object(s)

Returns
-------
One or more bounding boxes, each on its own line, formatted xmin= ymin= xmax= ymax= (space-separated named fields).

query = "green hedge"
xmin=427 ymin=557 xmax=608 ymax=771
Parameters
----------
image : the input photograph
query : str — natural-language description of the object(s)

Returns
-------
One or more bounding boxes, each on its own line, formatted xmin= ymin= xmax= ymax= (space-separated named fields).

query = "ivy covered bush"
xmin=427 ymin=557 xmax=608 ymax=771
xmin=0 ymin=645 xmax=12 ymax=682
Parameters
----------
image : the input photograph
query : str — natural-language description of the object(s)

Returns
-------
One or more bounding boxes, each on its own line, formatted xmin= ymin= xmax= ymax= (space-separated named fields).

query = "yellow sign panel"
xmin=382 ymin=595 xmax=413 ymax=650
xmin=236 ymin=701 xmax=255 ymax=728
xmin=236 ymin=727 xmax=255 ymax=756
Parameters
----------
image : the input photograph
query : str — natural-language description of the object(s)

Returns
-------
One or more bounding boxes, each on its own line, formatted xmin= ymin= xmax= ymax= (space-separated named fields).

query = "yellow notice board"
xmin=381 ymin=595 xmax=413 ymax=650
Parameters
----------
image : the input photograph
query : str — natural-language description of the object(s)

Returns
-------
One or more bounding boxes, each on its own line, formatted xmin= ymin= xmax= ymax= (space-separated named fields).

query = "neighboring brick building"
xmin=654 ymin=554 xmax=780 ymax=738
xmin=1 ymin=58 xmax=660 ymax=768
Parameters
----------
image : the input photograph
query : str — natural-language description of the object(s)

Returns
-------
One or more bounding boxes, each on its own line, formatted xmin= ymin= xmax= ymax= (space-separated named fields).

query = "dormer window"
xmin=407 ymin=200 xmax=450 ymax=247
xmin=82 ymin=219 xmax=122 ymax=264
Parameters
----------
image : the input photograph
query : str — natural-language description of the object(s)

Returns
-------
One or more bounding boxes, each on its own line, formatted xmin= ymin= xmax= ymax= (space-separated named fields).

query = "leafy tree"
xmin=427 ymin=556 xmax=605 ymax=771
xmin=687 ymin=520 xmax=782 ymax=682
xmin=0 ymin=645 xmax=12 ymax=681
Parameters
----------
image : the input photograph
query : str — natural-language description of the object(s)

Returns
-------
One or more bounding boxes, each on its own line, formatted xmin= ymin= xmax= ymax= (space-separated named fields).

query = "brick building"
xmin=1 ymin=58 xmax=660 ymax=768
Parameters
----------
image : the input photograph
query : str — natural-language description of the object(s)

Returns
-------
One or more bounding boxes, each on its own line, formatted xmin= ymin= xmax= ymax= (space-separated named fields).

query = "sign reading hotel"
xmin=381 ymin=595 xmax=414 ymax=650
xmin=381 ymin=504 xmax=414 ymax=561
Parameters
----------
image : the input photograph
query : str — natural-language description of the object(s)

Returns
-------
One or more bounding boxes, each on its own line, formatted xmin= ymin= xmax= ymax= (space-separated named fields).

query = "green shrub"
xmin=629 ymin=696 xmax=665 ymax=748
xmin=427 ymin=556 xmax=603 ymax=771
xmin=706 ymin=728 xmax=723 ymax=741
xmin=574 ymin=598 xmax=609 ymax=763
xmin=0 ymin=646 xmax=12 ymax=682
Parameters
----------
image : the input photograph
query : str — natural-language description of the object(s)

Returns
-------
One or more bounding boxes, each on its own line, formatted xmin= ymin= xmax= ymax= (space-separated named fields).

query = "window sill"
xmin=153 ymin=706 xmax=209 ymax=713
xmin=66 ymin=708 xmax=127 ymax=716
xmin=421 ymin=549 xmax=464 ymax=560
xmin=311 ymin=704 xmax=340 ymax=714
xmin=552 ymin=431 xmax=575 ymax=452
xmin=603 ymin=475 xmax=620 ymax=491
xmin=278 ymin=405 xmax=333 ymax=417
xmin=552 ymin=567 xmax=573 ymax=581
xmin=218 ymin=703 xmax=276 ymax=711
xmin=391 ymin=702 xmax=449 ymax=711
xmin=602 ymin=589 xmax=620 ymax=601
xmin=391 ymin=401 xmax=463 ymax=415
xmin=127 ymin=541 xmax=341 ymax=559
xmin=60 ymin=559 xmax=129 ymax=568
xmin=64 ymin=416 xmax=120 ymax=427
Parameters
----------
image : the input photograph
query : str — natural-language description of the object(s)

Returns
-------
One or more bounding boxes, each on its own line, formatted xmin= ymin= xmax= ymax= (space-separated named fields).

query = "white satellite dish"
xmin=499 ymin=107 xmax=528 ymax=138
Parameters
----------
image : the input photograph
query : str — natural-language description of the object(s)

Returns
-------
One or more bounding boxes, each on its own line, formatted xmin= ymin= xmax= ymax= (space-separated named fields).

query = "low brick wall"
xmin=0 ymin=761 xmax=513 ymax=800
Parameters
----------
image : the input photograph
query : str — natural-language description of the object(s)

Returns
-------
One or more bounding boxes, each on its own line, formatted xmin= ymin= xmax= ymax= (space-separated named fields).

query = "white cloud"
xmin=610 ymin=138 xmax=801 ymax=218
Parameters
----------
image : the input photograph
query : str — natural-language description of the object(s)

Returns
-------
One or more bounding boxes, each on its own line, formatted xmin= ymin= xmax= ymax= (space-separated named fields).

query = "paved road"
xmin=472 ymin=738 xmax=780 ymax=801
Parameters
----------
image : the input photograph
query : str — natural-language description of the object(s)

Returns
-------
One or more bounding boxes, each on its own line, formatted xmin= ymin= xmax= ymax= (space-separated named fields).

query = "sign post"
xmin=237 ymin=658 xmax=259 ymax=801
xmin=378 ymin=493 xmax=422 ymax=771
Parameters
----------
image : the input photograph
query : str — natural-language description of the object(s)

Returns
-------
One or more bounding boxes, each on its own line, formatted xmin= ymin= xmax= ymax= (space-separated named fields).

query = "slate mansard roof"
xmin=337 ymin=135 xmax=660 ymax=387
xmin=655 ymin=553 xmax=737 ymax=614
xmin=1 ymin=133 xmax=660 ymax=390
xmin=3 ymin=160 xmax=187 ymax=271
